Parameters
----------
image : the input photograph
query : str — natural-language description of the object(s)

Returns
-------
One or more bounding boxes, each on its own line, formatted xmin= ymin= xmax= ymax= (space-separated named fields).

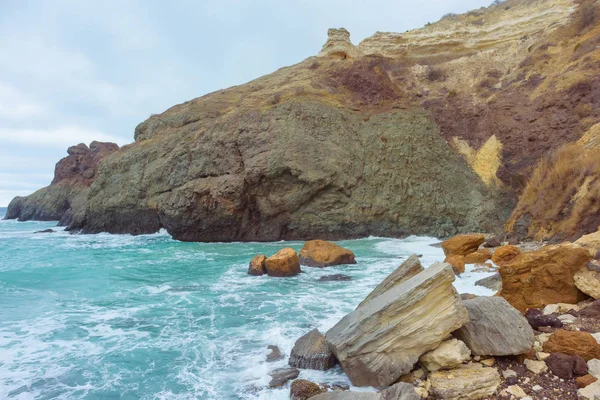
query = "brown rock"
xmin=264 ymin=248 xmax=301 ymax=277
xmin=445 ymin=255 xmax=466 ymax=275
xmin=498 ymin=243 xmax=591 ymax=313
xmin=545 ymin=352 xmax=588 ymax=379
xmin=491 ymin=245 xmax=521 ymax=266
xmin=464 ymin=249 xmax=492 ymax=264
xmin=299 ymin=240 xmax=356 ymax=267
xmin=441 ymin=234 xmax=485 ymax=257
xmin=577 ymin=374 xmax=598 ymax=388
xmin=248 ymin=254 xmax=267 ymax=276
xmin=290 ymin=379 xmax=326 ymax=400
xmin=544 ymin=330 xmax=600 ymax=361
xmin=483 ymin=236 xmax=503 ymax=248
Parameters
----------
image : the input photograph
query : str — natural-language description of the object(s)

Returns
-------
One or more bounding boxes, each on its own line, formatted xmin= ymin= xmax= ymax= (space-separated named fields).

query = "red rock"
xmin=491 ymin=245 xmax=521 ymax=266
xmin=464 ymin=249 xmax=492 ymax=264
xmin=265 ymin=248 xmax=301 ymax=277
xmin=441 ymin=234 xmax=485 ymax=257
xmin=499 ymin=244 xmax=591 ymax=313
xmin=445 ymin=255 xmax=465 ymax=275
xmin=577 ymin=374 xmax=598 ymax=388
xmin=543 ymin=330 xmax=600 ymax=361
xmin=248 ymin=254 xmax=267 ymax=276
xmin=299 ymin=240 xmax=356 ymax=267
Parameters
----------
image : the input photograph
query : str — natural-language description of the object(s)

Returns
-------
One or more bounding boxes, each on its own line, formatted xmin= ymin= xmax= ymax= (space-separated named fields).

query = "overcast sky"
xmin=0 ymin=0 xmax=493 ymax=206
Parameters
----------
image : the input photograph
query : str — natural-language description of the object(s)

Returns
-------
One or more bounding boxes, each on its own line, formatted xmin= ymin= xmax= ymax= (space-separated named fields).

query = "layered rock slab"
xmin=325 ymin=262 xmax=469 ymax=387
xmin=427 ymin=365 xmax=500 ymax=400
xmin=454 ymin=297 xmax=534 ymax=356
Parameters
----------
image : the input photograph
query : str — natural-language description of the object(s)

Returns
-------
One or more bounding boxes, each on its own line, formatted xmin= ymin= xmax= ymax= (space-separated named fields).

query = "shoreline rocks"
xmin=289 ymin=329 xmax=336 ymax=370
xmin=248 ymin=254 xmax=267 ymax=276
xmin=325 ymin=262 xmax=469 ymax=387
xmin=264 ymin=248 xmax=301 ymax=277
xmin=299 ymin=240 xmax=356 ymax=267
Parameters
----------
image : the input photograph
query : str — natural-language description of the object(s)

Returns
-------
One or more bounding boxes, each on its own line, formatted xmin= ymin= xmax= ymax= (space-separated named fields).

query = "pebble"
xmin=503 ymin=369 xmax=518 ymax=379
xmin=507 ymin=384 xmax=528 ymax=398
xmin=543 ymin=304 xmax=559 ymax=315
xmin=558 ymin=314 xmax=577 ymax=323
xmin=532 ymin=385 xmax=543 ymax=391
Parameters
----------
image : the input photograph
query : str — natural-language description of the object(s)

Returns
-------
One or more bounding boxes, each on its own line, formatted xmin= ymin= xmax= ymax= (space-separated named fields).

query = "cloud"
xmin=0 ymin=125 xmax=129 ymax=148
xmin=0 ymin=82 xmax=48 ymax=119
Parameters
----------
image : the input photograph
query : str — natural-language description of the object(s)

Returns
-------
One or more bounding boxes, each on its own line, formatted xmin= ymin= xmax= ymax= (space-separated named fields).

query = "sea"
xmin=0 ymin=206 xmax=495 ymax=399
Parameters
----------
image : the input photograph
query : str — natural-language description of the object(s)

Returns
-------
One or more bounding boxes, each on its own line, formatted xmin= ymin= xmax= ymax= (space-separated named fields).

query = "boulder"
xmin=428 ymin=365 xmax=500 ymax=400
xmin=264 ymin=248 xmax=301 ymax=277
xmin=589 ymin=359 xmax=600 ymax=378
xmin=575 ymin=268 xmax=600 ymax=299
xmin=290 ymin=379 xmax=326 ymax=400
xmin=268 ymin=367 xmax=299 ymax=388
xmin=267 ymin=345 xmax=284 ymax=362
xmin=474 ymin=273 xmax=502 ymax=291
xmin=464 ymin=249 xmax=492 ymax=264
xmin=318 ymin=274 xmax=352 ymax=282
xmin=441 ymin=234 xmax=485 ymax=257
xmin=309 ymin=393 xmax=379 ymax=400
xmin=248 ymin=254 xmax=267 ymax=276
xmin=325 ymin=262 xmax=469 ymax=387
xmin=576 ymin=230 xmax=600 ymax=257
xmin=577 ymin=374 xmax=598 ymax=388
xmin=490 ymin=245 xmax=520 ymax=266
xmin=299 ymin=240 xmax=356 ymax=267
xmin=453 ymin=297 xmax=534 ymax=356
xmin=445 ymin=255 xmax=465 ymax=275
xmin=545 ymin=352 xmax=587 ymax=379
xmin=498 ymin=243 xmax=591 ymax=313
xmin=524 ymin=309 xmax=563 ymax=330
xmin=579 ymin=380 xmax=600 ymax=400
xmin=419 ymin=338 xmax=471 ymax=371
xmin=289 ymin=329 xmax=336 ymax=370
xmin=483 ymin=236 xmax=502 ymax=248
xmin=358 ymin=254 xmax=423 ymax=307
xmin=524 ymin=359 xmax=547 ymax=374
xmin=379 ymin=383 xmax=420 ymax=400
xmin=543 ymin=330 xmax=600 ymax=361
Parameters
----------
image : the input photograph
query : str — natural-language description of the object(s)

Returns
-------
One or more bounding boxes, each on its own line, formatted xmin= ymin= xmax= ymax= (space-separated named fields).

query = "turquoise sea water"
xmin=0 ymin=207 xmax=494 ymax=399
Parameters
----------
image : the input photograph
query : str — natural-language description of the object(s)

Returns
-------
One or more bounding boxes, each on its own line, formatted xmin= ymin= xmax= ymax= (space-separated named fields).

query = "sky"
xmin=0 ymin=0 xmax=493 ymax=206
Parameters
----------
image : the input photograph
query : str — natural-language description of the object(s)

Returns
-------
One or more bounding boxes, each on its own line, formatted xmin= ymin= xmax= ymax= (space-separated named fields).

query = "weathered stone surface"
xmin=290 ymin=379 xmax=325 ymax=400
xmin=268 ymin=367 xmax=299 ymax=387
xmin=465 ymin=249 xmax=492 ymax=264
xmin=483 ymin=236 xmax=502 ymax=248
xmin=544 ymin=330 xmax=600 ymax=361
xmin=248 ymin=254 xmax=267 ymax=276
xmin=575 ymin=268 xmax=600 ymax=299
xmin=445 ymin=255 xmax=466 ymax=275
xmin=580 ymin=301 xmax=600 ymax=318
xmin=379 ymin=383 xmax=420 ymax=400
xmin=267 ymin=345 xmax=283 ymax=362
xmin=577 ymin=374 xmax=598 ymax=388
xmin=576 ymin=230 xmax=600 ymax=257
xmin=326 ymin=262 xmax=469 ymax=387
xmin=524 ymin=359 xmax=547 ymax=374
xmin=419 ymin=338 xmax=471 ymax=371
xmin=358 ymin=254 xmax=423 ymax=307
xmin=317 ymin=28 xmax=362 ymax=59
xmin=264 ymin=248 xmax=301 ymax=277
xmin=475 ymin=273 xmax=502 ymax=291
xmin=453 ymin=297 xmax=533 ymax=356
xmin=589 ymin=359 xmax=600 ymax=378
xmin=579 ymin=380 xmax=600 ymax=400
xmin=309 ymin=392 xmax=379 ymax=400
xmin=289 ymin=329 xmax=336 ymax=370
xmin=428 ymin=365 xmax=500 ymax=400
xmin=525 ymin=309 xmax=563 ymax=330
xmin=441 ymin=234 xmax=485 ymax=257
xmin=545 ymin=352 xmax=587 ymax=379
xmin=491 ymin=245 xmax=521 ymax=266
xmin=498 ymin=244 xmax=591 ymax=313
xmin=299 ymin=240 xmax=356 ymax=267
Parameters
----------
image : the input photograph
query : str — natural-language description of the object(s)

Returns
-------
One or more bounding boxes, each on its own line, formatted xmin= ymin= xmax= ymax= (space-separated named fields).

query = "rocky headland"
xmin=7 ymin=0 xmax=600 ymax=244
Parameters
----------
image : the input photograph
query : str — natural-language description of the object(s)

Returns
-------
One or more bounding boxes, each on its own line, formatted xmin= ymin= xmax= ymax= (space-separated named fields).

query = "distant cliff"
xmin=6 ymin=0 xmax=600 ymax=242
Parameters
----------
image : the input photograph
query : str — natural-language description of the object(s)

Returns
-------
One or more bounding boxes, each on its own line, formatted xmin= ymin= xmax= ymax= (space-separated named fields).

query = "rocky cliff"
xmin=6 ymin=0 xmax=600 ymax=242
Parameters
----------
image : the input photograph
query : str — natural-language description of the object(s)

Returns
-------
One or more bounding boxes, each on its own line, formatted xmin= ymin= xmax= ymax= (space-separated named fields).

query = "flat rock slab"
xmin=428 ymin=365 xmax=501 ymax=400
xmin=268 ymin=367 xmax=299 ymax=388
xmin=289 ymin=329 xmax=336 ymax=370
xmin=453 ymin=296 xmax=534 ymax=356
xmin=326 ymin=262 xmax=469 ymax=387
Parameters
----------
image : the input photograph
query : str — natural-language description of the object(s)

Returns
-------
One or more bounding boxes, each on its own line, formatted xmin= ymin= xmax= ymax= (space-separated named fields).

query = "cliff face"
xmin=6 ymin=0 xmax=600 ymax=242
xmin=5 ymin=141 xmax=119 ymax=226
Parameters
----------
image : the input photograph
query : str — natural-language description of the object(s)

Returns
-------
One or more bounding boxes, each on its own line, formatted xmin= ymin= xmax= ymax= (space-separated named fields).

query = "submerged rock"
xmin=264 ymin=248 xmax=301 ymax=277
xmin=453 ymin=297 xmax=534 ymax=356
xmin=358 ymin=254 xmax=423 ymax=307
xmin=289 ymin=329 xmax=336 ymax=370
xmin=248 ymin=254 xmax=267 ymax=276
xmin=299 ymin=240 xmax=356 ymax=267
xmin=318 ymin=274 xmax=351 ymax=282
xmin=325 ymin=262 xmax=469 ymax=387
xmin=34 ymin=229 xmax=55 ymax=234
xmin=266 ymin=345 xmax=284 ymax=362
xmin=268 ymin=367 xmax=299 ymax=388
